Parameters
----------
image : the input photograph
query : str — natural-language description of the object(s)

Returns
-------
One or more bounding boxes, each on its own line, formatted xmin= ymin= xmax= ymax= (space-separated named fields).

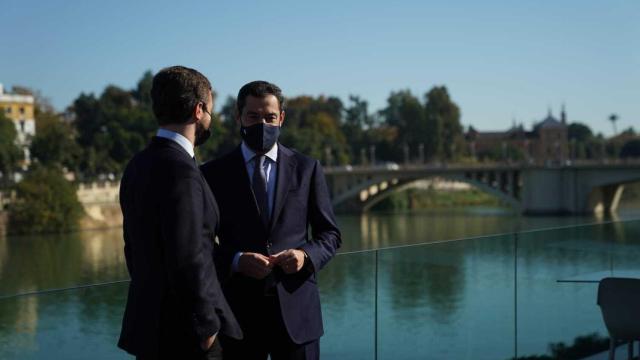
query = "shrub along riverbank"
xmin=372 ymin=187 xmax=505 ymax=212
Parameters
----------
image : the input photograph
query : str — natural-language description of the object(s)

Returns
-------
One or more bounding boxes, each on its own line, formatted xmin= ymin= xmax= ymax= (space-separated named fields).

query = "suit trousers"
xmin=220 ymin=295 xmax=319 ymax=360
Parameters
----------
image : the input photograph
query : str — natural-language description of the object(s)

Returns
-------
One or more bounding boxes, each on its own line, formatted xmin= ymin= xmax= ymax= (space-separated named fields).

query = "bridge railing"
xmin=324 ymin=158 xmax=640 ymax=173
xmin=1 ymin=219 xmax=639 ymax=359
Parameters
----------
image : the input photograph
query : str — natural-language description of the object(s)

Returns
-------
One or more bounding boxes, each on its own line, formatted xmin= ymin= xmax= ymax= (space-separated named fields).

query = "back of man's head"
xmin=236 ymin=80 xmax=285 ymax=114
xmin=151 ymin=66 xmax=211 ymax=126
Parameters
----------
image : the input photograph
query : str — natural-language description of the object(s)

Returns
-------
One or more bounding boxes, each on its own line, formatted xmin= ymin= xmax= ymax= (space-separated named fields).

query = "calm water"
xmin=1 ymin=206 xmax=640 ymax=359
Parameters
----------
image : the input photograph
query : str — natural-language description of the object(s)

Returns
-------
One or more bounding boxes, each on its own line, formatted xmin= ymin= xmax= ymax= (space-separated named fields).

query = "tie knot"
xmin=254 ymin=155 xmax=265 ymax=168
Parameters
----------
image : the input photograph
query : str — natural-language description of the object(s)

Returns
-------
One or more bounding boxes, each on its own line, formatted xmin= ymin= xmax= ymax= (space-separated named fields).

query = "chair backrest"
xmin=597 ymin=277 xmax=640 ymax=340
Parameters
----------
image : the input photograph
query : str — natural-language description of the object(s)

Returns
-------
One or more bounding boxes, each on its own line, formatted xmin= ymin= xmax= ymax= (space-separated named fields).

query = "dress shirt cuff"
xmin=232 ymin=252 xmax=243 ymax=272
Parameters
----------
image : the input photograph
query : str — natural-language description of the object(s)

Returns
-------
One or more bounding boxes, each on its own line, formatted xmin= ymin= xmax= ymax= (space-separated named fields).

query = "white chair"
xmin=597 ymin=277 xmax=640 ymax=360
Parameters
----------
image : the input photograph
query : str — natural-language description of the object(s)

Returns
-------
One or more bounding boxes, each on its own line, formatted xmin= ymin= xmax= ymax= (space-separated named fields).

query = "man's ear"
xmin=191 ymin=102 xmax=203 ymax=124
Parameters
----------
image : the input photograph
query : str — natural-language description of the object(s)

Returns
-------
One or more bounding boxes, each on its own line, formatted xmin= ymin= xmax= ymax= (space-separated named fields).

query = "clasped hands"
xmin=238 ymin=249 xmax=306 ymax=279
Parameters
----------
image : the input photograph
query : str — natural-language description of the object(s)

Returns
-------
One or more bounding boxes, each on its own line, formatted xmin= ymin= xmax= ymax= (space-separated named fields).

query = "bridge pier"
xmin=590 ymin=184 xmax=625 ymax=214
xmin=521 ymin=167 xmax=636 ymax=215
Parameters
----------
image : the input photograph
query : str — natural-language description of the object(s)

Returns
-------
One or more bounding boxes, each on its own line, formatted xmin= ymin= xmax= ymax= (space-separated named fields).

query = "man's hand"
xmin=271 ymin=249 xmax=306 ymax=274
xmin=200 ymin=333 xmax=216 ymax=351
xmin=238 ymin=252 xmax=273 ymax=279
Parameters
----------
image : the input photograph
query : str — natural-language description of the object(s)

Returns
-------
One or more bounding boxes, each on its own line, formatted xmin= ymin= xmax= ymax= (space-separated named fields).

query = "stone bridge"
xmin=324 ymin=161 xmax=640 ymax=215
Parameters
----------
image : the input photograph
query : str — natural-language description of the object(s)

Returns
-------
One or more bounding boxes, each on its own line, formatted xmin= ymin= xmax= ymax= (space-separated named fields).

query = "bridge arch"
xmin=330 ymin=172 xmax=521 ymax=213
xmin=326 ymin=162 xmax=640 ymax=215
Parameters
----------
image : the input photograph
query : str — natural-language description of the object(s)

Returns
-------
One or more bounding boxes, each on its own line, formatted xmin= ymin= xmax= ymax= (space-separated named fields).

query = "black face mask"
xmin=241 ymin=123 xmax=280 ymax=153
xmin=194 ymin=120 xmax=211 ymax=147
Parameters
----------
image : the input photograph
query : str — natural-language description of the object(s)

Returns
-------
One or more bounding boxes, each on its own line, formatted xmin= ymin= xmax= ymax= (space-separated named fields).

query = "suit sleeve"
xmin=160 ymin=174 xmax=221 ymax=341
xmin=300 ymin=160 xmax=342 ymax=271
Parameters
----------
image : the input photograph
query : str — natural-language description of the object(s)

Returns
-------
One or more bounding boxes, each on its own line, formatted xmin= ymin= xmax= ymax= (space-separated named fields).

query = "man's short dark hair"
xmin=151 ymin=66 xmax=211 ymax=125
xmin=236 ymin=81 xmax=285 ymax=114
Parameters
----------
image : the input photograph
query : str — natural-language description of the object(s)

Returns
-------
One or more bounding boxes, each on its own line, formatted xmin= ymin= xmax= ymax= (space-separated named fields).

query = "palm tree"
xmin=609 ymin=113 xmax=619 ymax=136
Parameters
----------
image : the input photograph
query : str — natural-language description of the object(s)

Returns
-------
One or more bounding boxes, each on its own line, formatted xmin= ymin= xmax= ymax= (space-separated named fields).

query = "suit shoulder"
xmin=283 ymin=146 xmax=320 ymax=168
xmin=143 ymin=146 xmax=200 ymax=181
xmin=201 ymin=148 xmax=237 ymax=174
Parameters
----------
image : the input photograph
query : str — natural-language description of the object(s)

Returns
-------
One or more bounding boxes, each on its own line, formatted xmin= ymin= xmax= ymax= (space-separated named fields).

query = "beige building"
xmin=0 ymin=83 xmax=36 ymax=166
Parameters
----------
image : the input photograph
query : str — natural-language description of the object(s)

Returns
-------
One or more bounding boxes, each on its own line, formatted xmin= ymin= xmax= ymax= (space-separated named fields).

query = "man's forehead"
xmin=246 ymin=94 xmax=279 ymax=108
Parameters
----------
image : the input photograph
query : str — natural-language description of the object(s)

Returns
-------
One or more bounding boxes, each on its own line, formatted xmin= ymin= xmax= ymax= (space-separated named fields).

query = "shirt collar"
xmin=241 ymin=142 xmax=278 ymax=163
xmin=156 ymin=128 xmax=195 ymax=158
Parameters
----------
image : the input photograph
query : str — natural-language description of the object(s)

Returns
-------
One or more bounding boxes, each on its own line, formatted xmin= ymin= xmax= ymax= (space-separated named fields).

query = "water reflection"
xmin=344 ymin=209 xmax=625 ymax=252
xmin=0 ymin=228 xmax=127 ymax=296
xmin=0 ymin=211 xmax=639 ymax=359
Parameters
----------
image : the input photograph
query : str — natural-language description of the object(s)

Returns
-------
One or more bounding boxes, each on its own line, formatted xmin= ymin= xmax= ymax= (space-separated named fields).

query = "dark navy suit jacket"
xmin=200 ymin=144 xmax=341 ymax=344
xmin=118 ymin=137 xmax=242 ymax=358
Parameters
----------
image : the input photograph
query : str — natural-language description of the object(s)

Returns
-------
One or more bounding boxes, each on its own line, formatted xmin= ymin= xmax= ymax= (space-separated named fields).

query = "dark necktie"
xmin=252 ymin=155 xmax=270 ymax=227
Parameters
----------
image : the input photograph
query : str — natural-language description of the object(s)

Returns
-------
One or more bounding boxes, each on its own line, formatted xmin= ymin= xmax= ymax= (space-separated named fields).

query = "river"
xmin=1 ymin=199 xmax=639 ymax=359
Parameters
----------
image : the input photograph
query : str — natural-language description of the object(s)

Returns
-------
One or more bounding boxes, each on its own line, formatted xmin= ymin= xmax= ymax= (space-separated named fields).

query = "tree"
xmin=342 ymin=95 xmax=373 ymax=163
xmin=8 ymin=165 xmax=83 ymax=234
xmin=609 ymin=113 xmax=618 ymax=135
xmin=424 ymin=86 xmax=463 ymax=160
xmin=380 ymin=90 xmax=425 ymax=162
xmin=0 ymin=112 xmax=22 ymax=186
xmin=568 ymin=123 xmax=593 ymax=142
xmin=70 ymin=72 xmax=156 ymax=178
xmin=281 ymin=96 xmax=350 ymax=165
xmin=132 ymin=70 xmax=153 ymax=107
xmin=620 ymin=139 xmax=640 ymax=158
xmin=567 ymin=122 xmax=594 ymax=159
xmin=30 ymin=111 xmax=80 ymax=169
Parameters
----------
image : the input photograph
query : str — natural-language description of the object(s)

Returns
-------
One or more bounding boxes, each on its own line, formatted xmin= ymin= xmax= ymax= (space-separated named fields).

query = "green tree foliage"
xmin=132 ymin=70 xmax=153 ymax=107
xmin=197 ymin=96 xmax=242 ymax=161
xmin=567 ymin=123 xmax=593 ymax=142
xmin=380 ymin=90 xmax=425 ymax=162
xmin=424 ymin=86 xmax=463 ymax=160
xmin=620 ymin=138 xmax=640 ymax=158
xmin=281 ymin=96 xmax=350 ymax=165
xmin=71 ymin=73 xmax=156 ymax=178
xmin=379 ymin=86 xmax=463 ymax=162
xmin=0 ymin=112 xmax=23 ymax=187
xmin=567 ymin=122 xmax=596 ymax=159
xmin=342 ymin=96 xmax=375 ymax=164
xmin=30 ymin=111 xmax=80 ymax=169
xmin=8 ymin=165 xmax=83 ymax=234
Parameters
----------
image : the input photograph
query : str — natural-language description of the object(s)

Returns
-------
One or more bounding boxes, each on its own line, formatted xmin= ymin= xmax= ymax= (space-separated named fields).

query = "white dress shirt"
xmin=232 ymin=142 xmax=279 ymax=271
xmin=156 ymin=128 xmax=195 ymax=158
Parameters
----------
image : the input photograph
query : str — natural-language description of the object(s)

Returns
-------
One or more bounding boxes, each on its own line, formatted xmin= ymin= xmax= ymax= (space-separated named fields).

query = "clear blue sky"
xmin=1 ymin=0 xmax=637 ymax=136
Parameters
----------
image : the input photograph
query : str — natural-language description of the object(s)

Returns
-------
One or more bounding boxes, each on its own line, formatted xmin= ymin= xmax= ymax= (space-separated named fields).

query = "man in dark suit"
xmin=119 ymin=66 xmax=242 ymax=360
xmin=200 ymin=81 xmax=341 ymax=360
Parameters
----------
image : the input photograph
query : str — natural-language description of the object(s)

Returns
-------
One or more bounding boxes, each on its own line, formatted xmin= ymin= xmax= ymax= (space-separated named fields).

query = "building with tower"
xmin=466 ymin=106 xmax=569 ymax=165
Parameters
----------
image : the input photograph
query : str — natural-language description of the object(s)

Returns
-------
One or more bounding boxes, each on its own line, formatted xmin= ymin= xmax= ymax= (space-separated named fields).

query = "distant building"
xmin=0 ymin=83 xmax=36 ymax=166
xmin=466 ymin=106 xmax=569 ymax=165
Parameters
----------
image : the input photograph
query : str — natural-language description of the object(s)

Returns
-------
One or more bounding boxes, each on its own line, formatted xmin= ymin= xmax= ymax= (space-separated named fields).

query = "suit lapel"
xmin=269 ymin=145 xmax=297 ymax=233
xmin=229 ymin=147 xmax=265 ymax=230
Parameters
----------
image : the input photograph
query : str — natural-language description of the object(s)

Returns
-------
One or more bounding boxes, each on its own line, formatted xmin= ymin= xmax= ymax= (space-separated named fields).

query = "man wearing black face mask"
xmin=200 ymin=81 xmax=341 ymax=360
xmin=118 ymin=66 xmax=242 ymax=360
